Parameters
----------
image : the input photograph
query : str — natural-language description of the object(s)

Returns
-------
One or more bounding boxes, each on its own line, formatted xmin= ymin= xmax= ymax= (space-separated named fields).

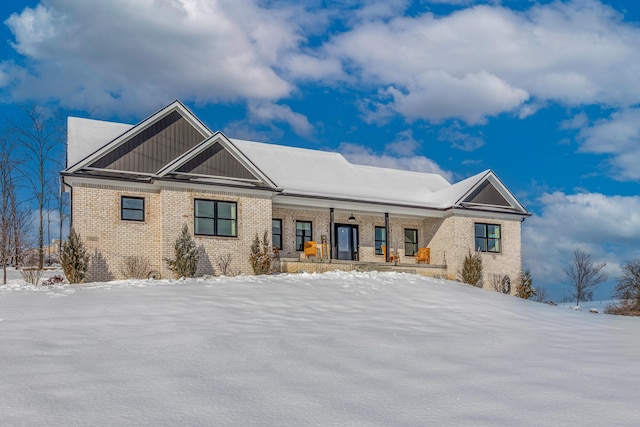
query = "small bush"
xmin=216 ymin=253 xmax=238 ymax=276
xmin=120 ymin=255 xmax=153 ymax=279
xmin=458 ymin=250 xmax=483 ymax=286
xmin=20 ymin=267 xmax=44 ymax=285
xmin=515 ymin=270 xmax=534 ymax=299
xmin=490 ymin=273 xmax=511 ymax=294
xmin=166 ymin=224 xmax=199 ymax=278
xmin=605 ymin=300 xmax=640 ymax=316
xmin=60 ymin=228 xmax=90 ymax=284
xmin=249 ymin=231 xmax=273 ymax=275
xmin=42 ymin=275 xmax=65 ymax=286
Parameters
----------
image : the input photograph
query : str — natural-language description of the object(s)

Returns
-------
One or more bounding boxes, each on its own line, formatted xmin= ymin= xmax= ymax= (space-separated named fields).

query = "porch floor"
xmin=275 ymin=257 xmax=447 ymax=277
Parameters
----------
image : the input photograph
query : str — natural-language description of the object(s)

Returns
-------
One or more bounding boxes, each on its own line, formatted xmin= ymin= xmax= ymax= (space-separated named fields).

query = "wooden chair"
xmin=303 ymin=241 xmax=318 ymax=259
xmin=381 ymin=245 xmax=399 ymax=263
xmin=415 ymin=247 xmax=430 ymax=264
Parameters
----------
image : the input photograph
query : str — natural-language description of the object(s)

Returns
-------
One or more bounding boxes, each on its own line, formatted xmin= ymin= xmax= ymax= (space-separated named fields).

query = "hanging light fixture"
xmin=348 ymin=212 xmax=356 ymax=223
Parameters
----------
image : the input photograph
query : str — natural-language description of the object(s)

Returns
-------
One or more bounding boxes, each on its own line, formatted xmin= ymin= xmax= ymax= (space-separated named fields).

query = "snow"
xmin=65 ymin=113 xmax=524 ymax=212
xmin=2 ymin=271 xmax=638 ymax=426
xmin=66 ymin=117 xmax=133 ymax=168
xmin=231 ymin=138 xmax=456 ymax=208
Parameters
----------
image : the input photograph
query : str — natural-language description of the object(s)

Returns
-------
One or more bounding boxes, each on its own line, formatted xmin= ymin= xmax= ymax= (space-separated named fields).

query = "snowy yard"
xmin=1 ymin=271 xmax=639 ymax=426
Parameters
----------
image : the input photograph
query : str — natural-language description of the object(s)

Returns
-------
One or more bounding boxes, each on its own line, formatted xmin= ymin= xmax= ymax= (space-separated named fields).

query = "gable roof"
xmin=428 ymin=170 xmax=528 ymax=213
xmin=67 ymin=117 xmax=133 ymax=167
xmin=231 ymin=139 xmax=527 ymax=214
xmin=64 ymin=101 xmax=528 ymax=216
xmin=64 ymin=101 xmax=276 ymax=189
xmin=67 ymin=100 xmax=212 ymax=174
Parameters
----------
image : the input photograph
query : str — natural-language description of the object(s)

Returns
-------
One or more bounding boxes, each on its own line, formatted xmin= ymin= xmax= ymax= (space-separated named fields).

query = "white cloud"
xmin=3 ymin=0 xmax=306 ymax=114
xmin=5 ymin=0 xmax=640 ymax=127
xmin=247 ymin=102 xmax=314 ymax=137
xmin=577 ymin=108 xmax=640 ymax=180
xmin=319 ymin=0 xmax=640 ymax=123
xmin=560 ymin=112 xmax=589 ymax=130
xmin=523 ymin=191 xmax=640 ymax=297
xmin=338 ymin=141 xmax=453 ymax=181
xmin=385 ymin=129 xmax=419 ymax=156
xmin=437 ymin=122 xmax=484 ymax=151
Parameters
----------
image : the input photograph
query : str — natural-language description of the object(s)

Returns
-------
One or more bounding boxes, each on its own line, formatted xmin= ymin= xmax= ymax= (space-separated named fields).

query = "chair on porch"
xmin=381 ymin=245 xmax=399 ymax=263
xmin=415 ymin=247 xmax=430 ymax=264
xmin=303 ymin=241 xmax=318 ymax=259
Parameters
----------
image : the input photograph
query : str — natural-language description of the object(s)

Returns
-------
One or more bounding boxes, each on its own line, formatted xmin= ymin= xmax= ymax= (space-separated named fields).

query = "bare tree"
xmin=563 ymin=248 xmax=608 ymax=306
xmin=532 ymin=285 xmax=548 ymax=303
xmin=0 ymin=138 xmax=15 ymax=284
xmin=11 ymin=104 xmax=64 ymax=269
xmin=0 ymin=136 xmax=29 ymax=283
xmin=613 ymin=260 xmax=640 ymax=307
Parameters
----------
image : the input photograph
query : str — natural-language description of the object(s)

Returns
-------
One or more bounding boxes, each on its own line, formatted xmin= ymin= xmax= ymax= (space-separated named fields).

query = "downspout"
xmin=61 ymin=175 xmax=72 ymax=231
xmin=329 ymin=208 xmax=335 ymax=260
xmin=385 ymin=212 xmax=390 ymax=263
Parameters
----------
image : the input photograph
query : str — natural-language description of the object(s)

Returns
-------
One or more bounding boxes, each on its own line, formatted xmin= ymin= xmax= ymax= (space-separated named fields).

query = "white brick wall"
xmin=72 ymin=182 xmax=522 ymax=287
xmin=72 ymin=182 xmax=271 ymax=280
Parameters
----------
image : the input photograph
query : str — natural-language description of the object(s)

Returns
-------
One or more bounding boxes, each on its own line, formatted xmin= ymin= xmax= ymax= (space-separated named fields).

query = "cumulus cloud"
xmin=5 ymin=0 xmax=640 ymax=128
xmin=523 ymin=191 xmax=640 ymax=298
xmin=384 ymin=129 xmax=420 ymax=156
xmin=3 ymin=0 xmax=307 ymax=114
xmin=437 ymin=122 xmax=484 ymax=151
xmin=338 ymin=137 xmax=453 ymax=181
xmin=577 ymin=108 xmax=640 ymax=180
xmin=247 ymin=101 xmax=314 ymax=137
xmin=319 ymin=0 xmax=640 ymax=123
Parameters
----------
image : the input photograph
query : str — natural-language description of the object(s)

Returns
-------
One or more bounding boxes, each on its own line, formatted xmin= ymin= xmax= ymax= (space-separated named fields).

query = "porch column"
xmin=329 ymin=208 xmax=335 ymax=260
xmin=385 ymin=212 xmax=390 ymax=263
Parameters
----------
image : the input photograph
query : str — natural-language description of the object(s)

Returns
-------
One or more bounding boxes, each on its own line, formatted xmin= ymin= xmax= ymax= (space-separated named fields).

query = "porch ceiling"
xmin=272 ymin=194 xmax=448 ymax=218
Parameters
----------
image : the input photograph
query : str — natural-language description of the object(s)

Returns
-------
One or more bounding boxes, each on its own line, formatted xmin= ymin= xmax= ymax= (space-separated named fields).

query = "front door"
xmin=335 ymin=224 xmax=359 ymax=260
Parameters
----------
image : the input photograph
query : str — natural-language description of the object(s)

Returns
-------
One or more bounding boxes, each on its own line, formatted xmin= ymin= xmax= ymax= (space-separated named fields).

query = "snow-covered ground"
xmin=1 ymin=271 xmax=639 ymax=426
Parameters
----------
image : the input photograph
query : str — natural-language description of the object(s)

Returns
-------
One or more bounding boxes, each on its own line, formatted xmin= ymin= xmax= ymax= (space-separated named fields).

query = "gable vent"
xmin=176 ymin=142 xmax=257 ymax=180
xmin=464 ymin=180 xmax=510 ymax=207
xmin=89 ymin=111 xmax=206 ymax=173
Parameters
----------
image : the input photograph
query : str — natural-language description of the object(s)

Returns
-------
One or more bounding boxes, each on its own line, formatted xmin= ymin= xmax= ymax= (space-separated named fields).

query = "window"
xmin=475 ymin=223 xmax=501 ymax=253
xmin=404 ymin=228 xmax=418 ymax=256
xmin=375 ymin=226 xmax=386 ymax=255
xmin=272 ymin=219 xmax=282 ymax=250
xmin=296 ymin=221 xmax=312 ymax=251
xmin=121 ymin=196 xmax=144 ymax=221
xmin=194 ymin=199 xmax=237 ymax=237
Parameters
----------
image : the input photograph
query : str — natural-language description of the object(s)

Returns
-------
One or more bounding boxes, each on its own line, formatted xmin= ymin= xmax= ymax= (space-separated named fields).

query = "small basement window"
xmin=121 ymin=196 xmax=144 ymax=221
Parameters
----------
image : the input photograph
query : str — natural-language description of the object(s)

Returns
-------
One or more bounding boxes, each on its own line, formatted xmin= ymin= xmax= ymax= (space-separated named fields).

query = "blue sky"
xmin=2 ymin=0 xmax=640 ymax=300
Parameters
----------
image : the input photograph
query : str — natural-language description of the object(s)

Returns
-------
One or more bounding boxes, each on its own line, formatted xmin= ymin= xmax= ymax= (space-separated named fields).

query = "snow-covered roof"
xmin=230 ymin=138 xmax=453 ymax=207
xmin=64 ymin=104 xmax=528 ymax=215
xmin=67 ymin=117 xmax=134 ymax=167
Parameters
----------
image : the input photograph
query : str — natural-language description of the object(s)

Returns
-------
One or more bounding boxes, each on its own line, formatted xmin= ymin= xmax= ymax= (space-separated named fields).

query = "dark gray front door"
xmin=335 ymin=224 xmax=359 ymax=260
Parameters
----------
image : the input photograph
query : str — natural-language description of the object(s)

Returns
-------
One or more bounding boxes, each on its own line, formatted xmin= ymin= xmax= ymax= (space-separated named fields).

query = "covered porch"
xmin=273 ymin=256 xmax=448 ymax=277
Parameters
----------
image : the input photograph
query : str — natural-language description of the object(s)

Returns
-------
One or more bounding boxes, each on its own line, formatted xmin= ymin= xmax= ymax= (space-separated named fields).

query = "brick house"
xmin=61 ymin=100 xmax=530 ymax=289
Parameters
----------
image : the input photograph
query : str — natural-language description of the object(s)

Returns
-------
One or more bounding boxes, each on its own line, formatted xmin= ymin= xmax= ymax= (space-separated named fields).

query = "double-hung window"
xmin=194 ymin=199 xmax=237 ymax=237
xmin=121 ymin=196 xmax=144 ymax=221
xmin=375 ymin=226 xmax=386 ymax=255
xmin=475 ymin=223 xmax=501 ymax=253
xmin=404 ymin=228 xmax=418 ymax=256
xmin=272 ymin=219 xmax=282 ymax=250
xmin=296 ymin=221 xmax=312 ymax=251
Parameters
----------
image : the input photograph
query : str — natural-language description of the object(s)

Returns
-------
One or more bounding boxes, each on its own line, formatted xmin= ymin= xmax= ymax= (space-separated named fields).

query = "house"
xmin=61 ymin=100 xmax=530 ymax=289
